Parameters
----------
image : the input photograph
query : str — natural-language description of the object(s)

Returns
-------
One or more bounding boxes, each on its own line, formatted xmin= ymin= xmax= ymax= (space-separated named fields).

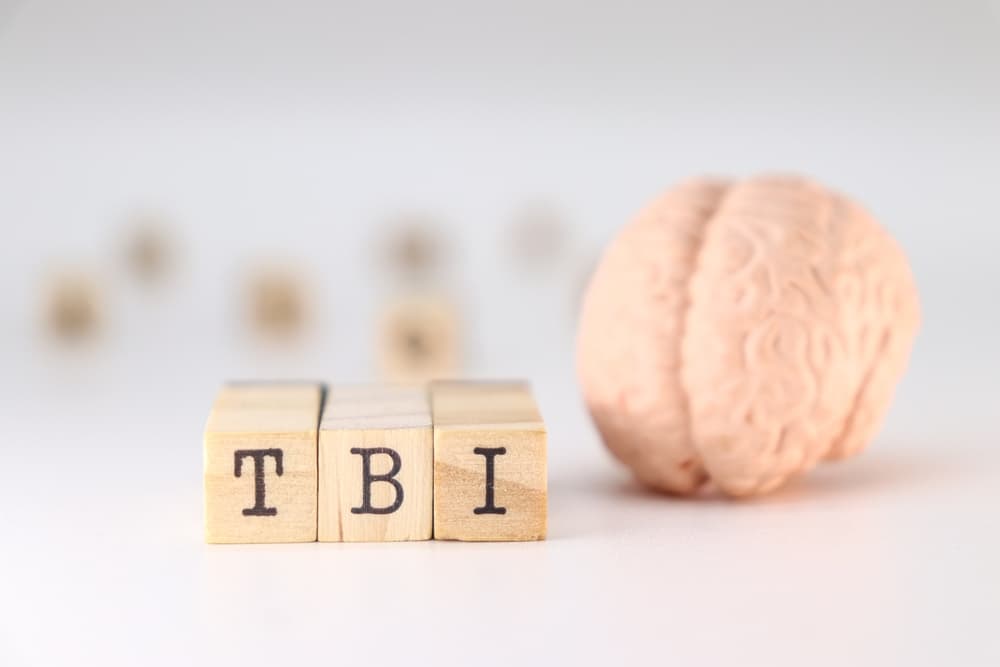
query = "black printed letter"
xmin=473 ymin=447 xmax=507 ymax=515
xmin=234 ymin=449 xmax=283 ymax=516
xmin=350 ymin=447 xmax=404 ymax=514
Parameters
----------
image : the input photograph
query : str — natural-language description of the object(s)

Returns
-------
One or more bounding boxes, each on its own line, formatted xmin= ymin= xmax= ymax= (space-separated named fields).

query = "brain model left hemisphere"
xmin=577 ymin=175 xmax=920 ymax=497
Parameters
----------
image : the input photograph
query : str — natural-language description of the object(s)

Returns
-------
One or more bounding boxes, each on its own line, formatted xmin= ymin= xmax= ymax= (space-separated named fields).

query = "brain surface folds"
xmin=577 ymin=175 xmax=920 ymax=496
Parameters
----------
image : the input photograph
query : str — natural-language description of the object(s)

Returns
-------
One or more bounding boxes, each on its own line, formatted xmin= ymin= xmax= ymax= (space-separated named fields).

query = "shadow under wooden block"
xmin=203 ymin=383 xmax=322 ymax=543
xmin=378 ymin=296 xmax=460 ymax=383
xmin=319 ymin=385 xmax=433 ymax=542
xmin=430 ymin=381 xmax=547 ymax=541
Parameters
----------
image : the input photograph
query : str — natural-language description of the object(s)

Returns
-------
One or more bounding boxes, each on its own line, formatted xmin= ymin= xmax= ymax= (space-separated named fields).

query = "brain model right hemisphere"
xmin=577 ymin=175 xmax=920 ymax=497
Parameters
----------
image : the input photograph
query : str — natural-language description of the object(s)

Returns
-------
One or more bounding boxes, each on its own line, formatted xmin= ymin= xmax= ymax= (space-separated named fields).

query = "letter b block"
xmin=318 ymin=385 xmax=433 ymax=541
xmin=203 ymin=383 xmax=322 ymax=543
xmin=430 ymin=381 xmax=547 ymax=541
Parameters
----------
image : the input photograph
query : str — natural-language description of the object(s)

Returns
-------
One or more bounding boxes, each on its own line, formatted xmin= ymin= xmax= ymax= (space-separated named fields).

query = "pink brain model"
xmin=577 ymin=175 xmax=920 ymax=496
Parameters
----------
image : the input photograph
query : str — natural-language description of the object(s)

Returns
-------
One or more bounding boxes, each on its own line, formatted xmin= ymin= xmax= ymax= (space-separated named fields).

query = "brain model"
xmin=577 ymin=175 xmax=920 ymax=496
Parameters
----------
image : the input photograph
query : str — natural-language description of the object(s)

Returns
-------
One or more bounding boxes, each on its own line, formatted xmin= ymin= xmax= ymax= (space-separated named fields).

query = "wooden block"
xmin=378 ymin=295 xmax=460 ymax=383
xmin=430 ymin=380 xmax=547 ymax=541
xmin=203 ymin=383 xmax=322 ymax=543
xmin=318 ymin=384 xmax=433 ymax=542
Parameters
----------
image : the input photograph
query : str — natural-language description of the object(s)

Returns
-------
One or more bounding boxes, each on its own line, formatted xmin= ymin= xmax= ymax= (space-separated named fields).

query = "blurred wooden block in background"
xmin=318 ymin=385 xmax=433 ymax=542
xmin=203 ymin=383 xmax=322 ymax=543
xmin=246 ymin=265 xmax=311 ymax=341
xmin=430 ymin=380 xmax=547 ymax=541
xmin=44 ymin=269 xmax=103 ymax=342
xmin=378 ymin=296 xmax=460 ymax=383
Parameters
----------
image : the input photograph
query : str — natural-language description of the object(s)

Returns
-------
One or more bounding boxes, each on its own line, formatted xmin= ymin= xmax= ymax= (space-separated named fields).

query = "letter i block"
xmin=203 ymin=383 xmax=322 ymax=543
xmin=430 ymin=381 xmax=547 ymax=541
xmin=318 ymin=385 xmax=433 ymax=542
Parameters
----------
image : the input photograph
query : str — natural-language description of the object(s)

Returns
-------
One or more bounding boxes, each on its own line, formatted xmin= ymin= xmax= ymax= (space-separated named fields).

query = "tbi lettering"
xmin=234 ymin=447 xmax=507 ymax=516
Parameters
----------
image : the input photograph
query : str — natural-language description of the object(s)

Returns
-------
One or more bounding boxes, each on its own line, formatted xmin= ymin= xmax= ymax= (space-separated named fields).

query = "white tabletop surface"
xmin=2 ymin=377 xmax=998 ymax=666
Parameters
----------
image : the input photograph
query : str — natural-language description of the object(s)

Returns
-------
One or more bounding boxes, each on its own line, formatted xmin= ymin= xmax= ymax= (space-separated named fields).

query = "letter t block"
xmin=430 ymin=381 xmax=547 ymax=541
xmin=203 ymin=383 xmax=322 ymax=543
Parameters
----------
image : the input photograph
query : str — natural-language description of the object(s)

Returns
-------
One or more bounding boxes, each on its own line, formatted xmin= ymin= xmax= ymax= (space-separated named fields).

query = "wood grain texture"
xmin=430 ymin=380 xmax=547 ymax=541
xmin=318 ymin=384 xmax=433 ymax=542
xmin=203 ymin=383 xmax=322 ymax=543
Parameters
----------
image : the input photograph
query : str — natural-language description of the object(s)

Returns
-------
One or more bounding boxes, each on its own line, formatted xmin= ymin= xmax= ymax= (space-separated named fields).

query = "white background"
xmin=0 ymin=1 xmax=998 ymax=665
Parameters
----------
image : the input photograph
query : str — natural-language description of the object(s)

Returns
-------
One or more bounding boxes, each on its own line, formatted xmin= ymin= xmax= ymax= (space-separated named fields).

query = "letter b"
xmin=350 ymin=447 xmax=404 ymax=515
